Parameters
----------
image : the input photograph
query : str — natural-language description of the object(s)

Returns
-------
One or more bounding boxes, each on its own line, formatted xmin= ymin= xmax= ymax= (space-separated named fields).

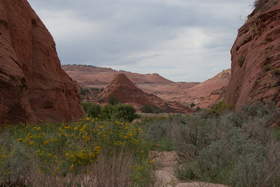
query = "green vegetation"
xmin=137 ymin=103 xmax=280 ymax=186
xmin=80 ymin=87 xmax=103 ymax=96
xmin=0 ymin=118 xmax=153 ymax=186
xmin=108 ymin=96 xmax=121 ymax=105
xmin=101 ymin=104 xmax=138 ymax=122
xmin=207 ymin=100 xmax=233 ymax=116
xmin=82 ymin=102 xmax=138 ymax=122
xmin=81 ymin=102 xmax=102 ymax=118
xmin=0 ymin=102 xmax=279 ymax=186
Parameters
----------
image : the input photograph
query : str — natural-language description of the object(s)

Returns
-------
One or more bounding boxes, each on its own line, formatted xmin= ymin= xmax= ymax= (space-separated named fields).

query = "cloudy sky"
xmin=28 ymin=0 xmax=254 ymax=82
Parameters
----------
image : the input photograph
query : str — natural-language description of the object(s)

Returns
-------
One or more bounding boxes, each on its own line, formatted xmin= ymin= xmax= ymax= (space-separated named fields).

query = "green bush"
xmin=81 ymin=102 xmax=102 ymax=118
xmin=82 ymin=102 xmax=138 ymax=122
xmin=113 ymin=104 xmax=138 ymax=122
xmin=108 ymin=96 xmax=121 ymax=105
xmin=207 ymin=100 xmax=233 ymax=116
xmin=102 ymin=104 xmax=138 ymax=122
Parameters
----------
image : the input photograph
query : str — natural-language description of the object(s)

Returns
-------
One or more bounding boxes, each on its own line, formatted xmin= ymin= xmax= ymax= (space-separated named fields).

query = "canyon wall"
xmin=0 ymin=0 xmax=83 ymax=124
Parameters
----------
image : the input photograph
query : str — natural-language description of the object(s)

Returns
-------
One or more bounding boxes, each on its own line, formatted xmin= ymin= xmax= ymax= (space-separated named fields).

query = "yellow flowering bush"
xmin=7 ymin=117 xmax=149 ymax=177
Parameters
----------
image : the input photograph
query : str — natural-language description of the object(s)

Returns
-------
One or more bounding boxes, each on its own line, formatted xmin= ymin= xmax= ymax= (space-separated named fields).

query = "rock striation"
xmin=225 ymin=0 xmax=280 ymax=110
xmin=0 ymin=0 xmax=83 ymax=124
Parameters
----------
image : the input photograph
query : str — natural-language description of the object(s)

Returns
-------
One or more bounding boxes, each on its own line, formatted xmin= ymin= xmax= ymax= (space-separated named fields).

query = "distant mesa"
xmin=98 ymin=74 xmax=192 ymax=113
xmin=64 ymin=64 xmax=230 ymax=109
xmin=0 ymin=0 xmax=83 ymax=124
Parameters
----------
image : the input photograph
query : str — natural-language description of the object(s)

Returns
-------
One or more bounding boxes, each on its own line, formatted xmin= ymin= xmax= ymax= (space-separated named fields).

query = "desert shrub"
xmin=82 ymin=103 xmax=138 ymax=122
xmin=137 ymin=103 xmax=280 ymax=186
xmin=81 ymin=102 xmax=102 ymax=118
xmin=140 ymin=105 xmax=163 ymax=114
xmin=101 ymin=104 xmax=138 ymax=122
xmin=111 ymin=104 xmax=137 ymax=122
xmin=138 ymin=116 xmax=176 ymax=151
xmin=108 ymin=96 xmax=121 ymax=105
xmin=206 ymin=100 xmax=233 ymax=117
xmin=190 ymin=103 xmax=196 ymax=108
xmin=174 ymin=103 xmax=280 ymax=186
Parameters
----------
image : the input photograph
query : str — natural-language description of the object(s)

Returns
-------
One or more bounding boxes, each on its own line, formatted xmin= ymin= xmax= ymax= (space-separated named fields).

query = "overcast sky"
xmin=28 ymin=0 xmax=254 ymax=82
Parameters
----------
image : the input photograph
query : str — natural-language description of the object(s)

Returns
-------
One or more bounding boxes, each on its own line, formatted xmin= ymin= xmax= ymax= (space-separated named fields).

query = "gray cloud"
xmin=28 ymin=0 xmax=254 ymax=82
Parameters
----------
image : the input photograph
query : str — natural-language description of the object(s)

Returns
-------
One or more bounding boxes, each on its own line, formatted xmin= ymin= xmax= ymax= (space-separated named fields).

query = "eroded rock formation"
xmin=0 ymin=0 xmax=83 ymax=124
xmin=225 ymin=0 xmax=280 ymax=110
xmin=99 ymin=74 xmax=192 ymax=113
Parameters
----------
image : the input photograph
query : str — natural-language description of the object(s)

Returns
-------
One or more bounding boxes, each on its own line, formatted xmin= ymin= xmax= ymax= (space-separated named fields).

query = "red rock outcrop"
xmin=184 ymin=70 xmax=231 ymax=108
xmin=225 ymin=0 xmax=280 ymax=110
xmin=0 ymin=0 xmax=83 ymax=124
xmin=98 ymin=74 xmax=192 ymax=113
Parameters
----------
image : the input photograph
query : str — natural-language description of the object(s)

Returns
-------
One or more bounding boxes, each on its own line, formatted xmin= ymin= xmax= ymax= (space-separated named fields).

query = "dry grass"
xmin=19 ymin=150 xmax=136 ymax=187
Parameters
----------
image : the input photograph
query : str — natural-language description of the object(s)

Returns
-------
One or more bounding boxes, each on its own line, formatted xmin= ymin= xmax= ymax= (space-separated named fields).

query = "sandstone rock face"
xmin=0 ymin=0 xmax=83 ymax=124
xmin=225 ymin=0 xmax=280 ymax=110
xmin=99 ymin=74 xmax=192 ymax=113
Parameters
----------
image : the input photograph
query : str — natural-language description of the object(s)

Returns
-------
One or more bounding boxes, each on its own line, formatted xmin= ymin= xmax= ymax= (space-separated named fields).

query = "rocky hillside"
xmin=98 ymin=74 xmax=192 ymax=113
xmin=0 ymin=0 xmax=83 ymax=124
xmin=63 ymin=65 xmax=199 ymax=103
xmin=225 ymin=0 xmax=280 ymax=110
xmin=64 ymin=65 xmax=230 ymax=108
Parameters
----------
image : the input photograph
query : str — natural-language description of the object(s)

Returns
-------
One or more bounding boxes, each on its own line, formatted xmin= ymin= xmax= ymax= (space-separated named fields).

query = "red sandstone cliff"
xmin=0 ymin=0 xmax=83 ymax=124
xmin=225 ymin=0 xmax=280 ymax=110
